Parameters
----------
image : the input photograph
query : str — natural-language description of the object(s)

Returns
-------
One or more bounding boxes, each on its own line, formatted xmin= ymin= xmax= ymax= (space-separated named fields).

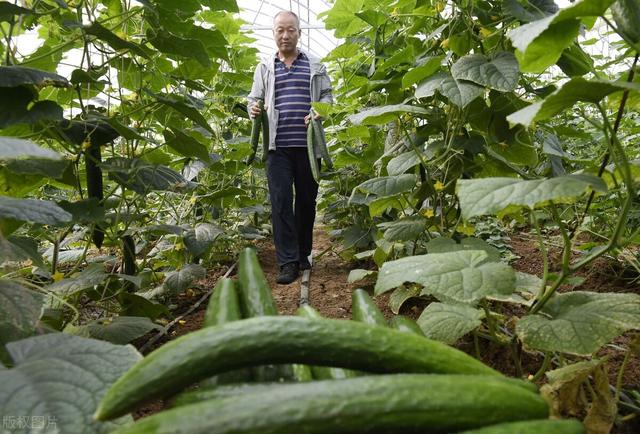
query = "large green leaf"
xmin=348 ymin=104 xmax=429 ymax=126
xmin=425 ymin=237 xmax=502 ymax=263
xmin=416 ymin=73 xmax=484 ymax=108
xmin=84 ymin=22 xmax=149 ymax=58
xmin=0 ymin=197 xmax=72 ymax=226
xmin=0 ymin=279 xmax=44 ymax=347
xmin=417 ymin=302 xmax=484 ymax=344
xmin=148 ymin=91 xmax=214 ymax=133
xmin=69 ymin=316 xmax=162 ymax=345
xmin=402 ymin=56 xmax=443 ymax=88
xmin=163 ymin=264 xmax=206 ymax=295
xmin=0 ymin=1 xmax=34 ymax=22
xmin=507 ymin=0 xmax=617 ymax=72
xmin=375 ymin=250 xmax=516 ymax=306
xmin=0 ymin=137 xmax=61 ymax=160
xmin=183 ymin=223 xmax=223 ymax=257
xmin=354 ymin=174 xmax=416 ymax=197
xmin=163 ymin=129 xmax=211 ymax=162
xmin=148 ymin=30 xmax=211 ymax=67
xmin=319 ymin=0 xmax=367 ymax=37
xmin=6 ymin=157 xmax=69 ymax=179
xmin=504 ymin=0 xmax=558 ymax=22
xmin=456 ymin=174 xmax=608 ymax=219
xmin=612 ymin=0 xmax=640 ymax=43
xmin=1 ymin=333 xmax=140 ymax=432
xmin=202 ymin=0 xmax=239 ymax=12
xmin=105 ymin=157 xmax=195 ymax=194
xmin=379 ymin=216 xmax=427 ymax=241
xmin=517 ymin=292 xmax=640 ymax=355
xmin=0 ymin=235 xmax=45 ymax=267
xmin=451 ymin=52 xmax=519 ymax=92
xmin=47 ymin=264 xmax=107 ymax=297
xmin=0 ymin=66 xmax=68 ymax=88
xmin=387 ymin=151 xmax=420 ymax=176
xmin=507 ymin=78 xmax=640 ymax=127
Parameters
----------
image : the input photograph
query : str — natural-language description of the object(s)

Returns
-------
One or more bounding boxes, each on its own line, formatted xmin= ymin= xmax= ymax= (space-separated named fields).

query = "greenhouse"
xmin=1 ymin=0 xmax=639 ymax=433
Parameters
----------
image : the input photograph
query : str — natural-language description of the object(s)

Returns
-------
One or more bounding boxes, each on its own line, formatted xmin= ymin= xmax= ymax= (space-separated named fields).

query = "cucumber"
xmin=95 ymin=316 xmax=501 ymax=420
xmin=310 ymin=108 xmax=332 ymax=169
xmin=237 ymin=247 xmax=278 ymax=317
xmin=260 ymin=107 xmax=269 ymax=162
xmin=390 ymin=315 xmax=425 ymax=336
xmin=122 ymin=235 xmax=136 ymax=277
xmin=171 ymin=382 xmax=282 ymax=408
xmin=203 ymin=278 xmax=241 ymax=327
xmin=306 ymin=114 xmax=321 ymax=182
xmin=201 ymin=277 xmax=251 ymax=385
xmin=351 ymin=288 xmax=387 ymax=326
xmin=557 ymin=43 xmax=593 ymax=77
xmin=296 ymin=305 xmax=357 ymax=380
xmin=247 ymin=101 xmax=263 ymax=165
xmin=612 ymin=0 xmax=640 ymax=44
xmin=85 ymin=142 xmax=104 ymax=248
xmin=458 ymin=419 xmax=585 ymax=434
xmin=111 ymin=374 xmax=548 ymax=433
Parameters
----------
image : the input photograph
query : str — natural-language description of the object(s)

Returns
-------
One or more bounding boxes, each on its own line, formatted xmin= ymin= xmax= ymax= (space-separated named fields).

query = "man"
xmin=247 ymin=11 xmax=333 ymax=284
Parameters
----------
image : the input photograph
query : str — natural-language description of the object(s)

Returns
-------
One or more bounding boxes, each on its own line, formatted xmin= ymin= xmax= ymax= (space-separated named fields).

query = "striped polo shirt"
xmin=274 ymin=51 xmax=311 ymax=148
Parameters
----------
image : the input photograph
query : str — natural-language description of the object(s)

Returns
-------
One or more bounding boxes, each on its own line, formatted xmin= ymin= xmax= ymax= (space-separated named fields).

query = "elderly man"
xmin=247 ymin=11 xmax=333 ymax=284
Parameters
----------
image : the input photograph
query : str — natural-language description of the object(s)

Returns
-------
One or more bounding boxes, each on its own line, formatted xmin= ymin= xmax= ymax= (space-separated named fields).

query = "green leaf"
xmin=456 ymin=174 xmax=608 ymax=219
xmin=163 ymin=129 xmax=211 ymax=162
xmin=105 ymin=157 xmax=194 ymax=194
xmin=0 ymin=197 xmax=72 ymax=226
xmin=0 ymin=279 xmax=44 ymax=346
xmin=186 ymin=26 xmax=229 ymax=61
xmin=0 ymin=1 xmax=34 ymax=22
xmin=347 ymin=269 xmax=377 ymax=283
xmin=201 ymin=0 xmax=238 ymax=12
xmin=389 ymin=285 xmax=421 ymax=314
xmin=0 ymin=137 xmax=62 ymax=160
xmin=348 ymin=104 xmax=429 ymax=126
xmin=507 ymin=78 xmax=640 ymax=127
xmin=70 ymin=316 xmax=162 ymax=345
xmin=417 ymin=302 xmax=484 ymax=344
xmin=379 ymin=215 xmax=427 ymax=241
xmin=503 ymin=0 xmax=558 ymax=22
xmin=507 ymin=0 xmax=617 ymax=73
xmin=354 ymin=174 xmax=416 ymax=197
xmin=375 ymin=250 xmax=516 ymax=306
xmin=47 ymin=264 xmax=107 ymax=297
xmin=402 ymin=56 xmax=443 ymax=89
xmin=163 ymin=264 xmax=206 ymax=295
xmin=6 ymin=157 xmax=69 ymax=179
xmin=612 ymin=0 xmax=640 ymax=43
xmin=451 ymin=52 xmax=519 ymax=92
xmin=1 ymin=333 xmax=140 ymax=432
xmin=417 ymin=73 xmax=484 ymax=108
xmin=148 ymin=91 xmax=214 ymax=133
xmin=0 ymin=235 xmax=45 ymax=267
xmin=368 ymin=196 xmax=406 ymax=218
xmin=426 ymin=237 xmax=502 ymax=263
xmin=320 ymin=0 xmax=367 ymax=37
xmin=0 ymin=66 xmax=68 ymax=88
xmin=148 ymin=30 xmax=211 ymax=67
xmin=387 ymin=151 xmax=421 ymax=176
xmin=183 ymin=223 xmax=223 ymax=257
xmin=84 ymin=22 xmax=149 ymax=58
xmin=58 ymin=198 xmax=105 ymax=223
xmin=517 ymin=291 xmax=640 ymax=355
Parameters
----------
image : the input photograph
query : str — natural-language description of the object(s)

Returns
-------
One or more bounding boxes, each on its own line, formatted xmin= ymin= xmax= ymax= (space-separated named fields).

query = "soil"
xmin=131 ymin=228 xmax=640 ymax=433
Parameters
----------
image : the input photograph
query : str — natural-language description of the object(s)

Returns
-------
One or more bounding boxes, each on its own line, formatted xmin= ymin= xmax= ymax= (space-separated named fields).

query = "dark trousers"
xmin=266 ymin=147 xmax=319 ymax=267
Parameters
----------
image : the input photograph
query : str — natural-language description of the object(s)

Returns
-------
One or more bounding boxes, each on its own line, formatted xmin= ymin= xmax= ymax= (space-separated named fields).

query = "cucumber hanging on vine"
xmin=122 ymin=235 xmax=136 ymax=276
xmin=85 ymin=141 xmax=104 ymax=248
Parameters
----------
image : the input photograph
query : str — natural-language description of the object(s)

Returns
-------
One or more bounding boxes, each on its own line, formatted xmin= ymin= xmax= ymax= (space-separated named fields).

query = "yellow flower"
xmin=82 ymin=137 xmax=92 ymax=150
xmin=457 ymin=224 xmax=475 ymax=236
xmin=434 ymin=180 xmax=445 ymax=191
xmin=479 ymin=27 xmax=493 ymax=38
xmin=390 ymin=7 xmax=398 ymax=16
xmin=52 ymin=271 xmax=65 ymax=282
xmin=422 ymin=208 xmax=435 ymax=218
xmin=440 ymin=38 xmax=449 ymax=49
xmin=435 ymin=1 xmax=446 ymax=12
xmin=178 ymin=320 xmax=186 ymax=325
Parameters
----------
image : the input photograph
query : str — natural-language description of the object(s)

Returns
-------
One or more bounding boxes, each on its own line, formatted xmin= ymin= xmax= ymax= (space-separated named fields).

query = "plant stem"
xmin=616 ymin=350 xmax=633 ymax=403
xmin=530 ymin=352 xmax=551 ymax=382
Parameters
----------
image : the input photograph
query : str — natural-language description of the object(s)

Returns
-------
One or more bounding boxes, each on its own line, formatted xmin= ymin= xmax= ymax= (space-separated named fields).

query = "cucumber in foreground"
xmin=391 ymin=315 xmax=425 ymax=335
xmin=237 ymin=247 xmax=278 ymax=317
xmin=351 ymin=288 xmax=387 ymax=326
xmin=458 ymin=419 xmax=585 ymax=434
xmin=112 ymin=374 xmax=548 ymax=434
xmin=95 ymin=316 xmax=501 ymax=420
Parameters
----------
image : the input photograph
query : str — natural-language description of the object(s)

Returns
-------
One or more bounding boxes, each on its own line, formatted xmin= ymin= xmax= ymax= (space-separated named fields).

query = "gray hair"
xmin=273 ymin=10 xmax=300 ymax=30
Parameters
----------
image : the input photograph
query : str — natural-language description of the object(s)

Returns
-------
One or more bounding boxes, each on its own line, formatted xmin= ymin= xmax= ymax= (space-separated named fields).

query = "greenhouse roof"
xmin=237 ymin=0 xmax=338 ymax=59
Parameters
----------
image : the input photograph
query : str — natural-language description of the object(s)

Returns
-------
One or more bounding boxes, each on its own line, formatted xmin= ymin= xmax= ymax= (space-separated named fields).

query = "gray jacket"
xmin=247 ymin=49 xmax=333 ymax=152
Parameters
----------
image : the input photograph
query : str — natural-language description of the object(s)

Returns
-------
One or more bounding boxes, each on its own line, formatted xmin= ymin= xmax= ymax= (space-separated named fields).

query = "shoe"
xmin=277 ymin=262 xmax=299 ymax=284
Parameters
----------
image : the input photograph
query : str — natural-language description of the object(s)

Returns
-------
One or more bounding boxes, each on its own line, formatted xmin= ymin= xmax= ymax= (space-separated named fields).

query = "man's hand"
xmin=249 ymin=102 xmax=262 ymax=119
xmin=304 ymin=111 xmax=322 ymax=126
